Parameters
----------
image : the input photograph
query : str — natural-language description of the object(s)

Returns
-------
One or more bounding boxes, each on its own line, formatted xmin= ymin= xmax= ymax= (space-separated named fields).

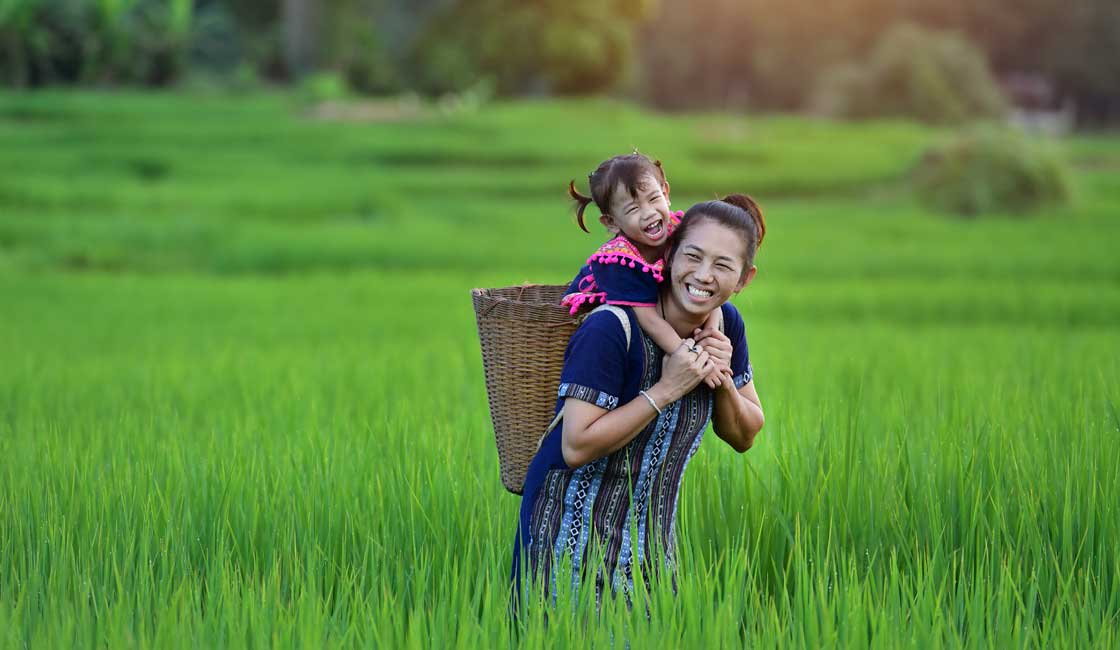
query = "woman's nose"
xmin=694 ymin=261 xmax=715 ymax=281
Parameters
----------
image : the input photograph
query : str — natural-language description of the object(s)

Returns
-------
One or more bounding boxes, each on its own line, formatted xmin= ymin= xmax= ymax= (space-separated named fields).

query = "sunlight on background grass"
xmin=0 ymin=92 xmax=1118 ymax=647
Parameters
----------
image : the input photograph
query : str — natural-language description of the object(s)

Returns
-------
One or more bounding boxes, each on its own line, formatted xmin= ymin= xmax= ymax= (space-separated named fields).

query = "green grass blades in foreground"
xmin=1 ymin=92 xmax=1119 ymax=647
xmin=1 ymin=271 xmax=1117 ymax=647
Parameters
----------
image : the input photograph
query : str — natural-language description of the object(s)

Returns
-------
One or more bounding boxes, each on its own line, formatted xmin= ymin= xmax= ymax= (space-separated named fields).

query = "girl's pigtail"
xmin=722 ymin=193 xmax=766 ymax=249
xmin=568 ymin=180 xmax=594 ymax=233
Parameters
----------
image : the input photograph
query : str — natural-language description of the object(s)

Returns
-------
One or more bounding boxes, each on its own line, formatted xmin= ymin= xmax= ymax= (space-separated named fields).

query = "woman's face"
xmin=665 ymin=218 xmax=755 ymax=318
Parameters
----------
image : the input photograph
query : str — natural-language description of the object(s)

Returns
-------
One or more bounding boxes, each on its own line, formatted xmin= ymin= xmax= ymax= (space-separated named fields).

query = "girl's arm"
xmin=701 ymin=309 xmax=721 ymax=333
xmin=633 ymin=306 xmax=724 ymax=389
xmin=632 ymin=305 xmax=682 ymax=355
xmin=562 ymin=339 xmax=714 ymax=468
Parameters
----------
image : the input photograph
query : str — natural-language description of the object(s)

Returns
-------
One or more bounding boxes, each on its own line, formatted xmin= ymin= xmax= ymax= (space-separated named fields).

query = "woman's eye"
xmin=686 ymin=254 xmax=701 ymax=262
xmin=717 ymin=264 xmax=733 ymax=272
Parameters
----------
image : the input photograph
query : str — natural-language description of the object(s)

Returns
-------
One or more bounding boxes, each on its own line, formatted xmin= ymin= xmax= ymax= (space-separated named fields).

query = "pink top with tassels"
xmin=561 ymin=210 xmax=684 ymax=315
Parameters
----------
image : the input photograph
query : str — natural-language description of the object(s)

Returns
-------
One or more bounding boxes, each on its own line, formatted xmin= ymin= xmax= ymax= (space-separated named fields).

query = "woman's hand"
xmin=563 ymin=338 xmax=712 ymax=467
xmin=694 ymin=327 xmax=735 ymax=392
xmin=648 ymin=338 xmax=716 ymax=405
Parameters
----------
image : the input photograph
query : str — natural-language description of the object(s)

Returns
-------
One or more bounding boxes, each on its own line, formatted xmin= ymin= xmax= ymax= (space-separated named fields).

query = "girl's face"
xmin=602 ymin=174 xmax=672 ymax=252
xmin=665 ymin=218 xmax=755 ymax=318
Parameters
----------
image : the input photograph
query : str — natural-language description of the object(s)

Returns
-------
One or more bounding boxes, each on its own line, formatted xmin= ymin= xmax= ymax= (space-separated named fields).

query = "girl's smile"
xmin=604 ymin=173 xmax=672 ymax=258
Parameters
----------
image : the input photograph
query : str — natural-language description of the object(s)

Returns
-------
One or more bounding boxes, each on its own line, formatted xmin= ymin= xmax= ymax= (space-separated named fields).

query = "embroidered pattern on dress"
xmin=529 ymin=469 xmax=571 ymax=592
xmin=556 ymin=457 xmax=607 ymax=587
xmin=525 ymin=301 xmax=714 ymax=604
xmin=649 ymin=392 xmax=710 ymax=569
xmin=558 ymin=382 xmax=618 ymax=410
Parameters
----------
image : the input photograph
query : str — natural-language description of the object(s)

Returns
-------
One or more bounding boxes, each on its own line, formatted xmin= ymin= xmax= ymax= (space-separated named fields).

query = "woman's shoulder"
xmin=577 ymin=305 xmax=637 ymax=344
xmin=559 ymin=306 xmax=640 ymax=411
xmin=564 ymin=306 xmax=640 ymax=369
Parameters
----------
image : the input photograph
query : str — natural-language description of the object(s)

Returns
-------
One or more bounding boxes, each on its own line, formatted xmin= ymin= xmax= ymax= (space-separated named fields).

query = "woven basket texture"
xmin=471 ymin=285 xmax=579 ymax=494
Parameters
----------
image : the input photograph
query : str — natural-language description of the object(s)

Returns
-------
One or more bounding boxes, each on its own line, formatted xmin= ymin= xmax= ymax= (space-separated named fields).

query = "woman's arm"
xmin=694 ymin=324 xmax=765 ymax=452
xmin=711 ymin=379 xmax=764 ymax=452
xmin=562 ymin=339 xmax=715 ymax=468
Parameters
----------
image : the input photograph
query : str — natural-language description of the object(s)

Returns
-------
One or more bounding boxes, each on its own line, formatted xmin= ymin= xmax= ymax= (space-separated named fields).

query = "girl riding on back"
xmin=563 ymin=152 xmax=725 ymax=386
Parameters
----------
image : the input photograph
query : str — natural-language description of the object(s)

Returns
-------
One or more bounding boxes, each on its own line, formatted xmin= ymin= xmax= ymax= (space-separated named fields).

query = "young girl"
xmin=562 ymin=152 xmax=724 ymax=384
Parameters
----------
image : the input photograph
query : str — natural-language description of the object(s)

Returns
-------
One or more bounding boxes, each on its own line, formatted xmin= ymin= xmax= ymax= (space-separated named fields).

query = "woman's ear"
xmin=599 ymin=213 xmax=620 ymax=235
xmin=734 ymin=266 xmax=757 ymax=294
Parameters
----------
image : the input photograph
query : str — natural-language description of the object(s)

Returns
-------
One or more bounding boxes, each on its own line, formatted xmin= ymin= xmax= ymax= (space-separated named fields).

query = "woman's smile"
xmin=685 ymin=283 xmax=714 ymax=300
xmin=666 ymin=219 xmax=752 ymax=318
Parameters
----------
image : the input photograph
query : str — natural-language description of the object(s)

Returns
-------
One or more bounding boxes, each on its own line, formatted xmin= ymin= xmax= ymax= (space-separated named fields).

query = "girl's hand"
xmin=694 ymin=327 xmax=735 ymax=392
xmin=653 ymin=338 xmax=715 ymax=403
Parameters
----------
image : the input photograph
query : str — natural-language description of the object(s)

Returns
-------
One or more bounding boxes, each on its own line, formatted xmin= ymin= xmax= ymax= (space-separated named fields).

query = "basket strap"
xmin=537 ymin=407 xmax=565 ymax=453
xmin=588 ymin=304 xmax=632 ymax=353
xmin=535 ymin=304 xmax=633 ymax=453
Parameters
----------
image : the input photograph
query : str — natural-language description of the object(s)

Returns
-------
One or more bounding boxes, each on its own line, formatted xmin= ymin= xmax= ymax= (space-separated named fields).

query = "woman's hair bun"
xmin=721 ymin=193 xmax=766 ymax=249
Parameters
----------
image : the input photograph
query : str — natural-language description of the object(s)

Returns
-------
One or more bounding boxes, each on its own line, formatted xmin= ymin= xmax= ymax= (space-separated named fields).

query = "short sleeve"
xmin=557 ymin=310 xmax=631 ymax=410
xmin=721 ymin=303 xmax=754 ymax=388
xmin=592 ymin=258 xmax=659 ymax=307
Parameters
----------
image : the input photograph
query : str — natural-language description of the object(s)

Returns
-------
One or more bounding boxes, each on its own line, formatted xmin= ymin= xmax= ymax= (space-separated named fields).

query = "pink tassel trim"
xmin=586 ymin=250 xmax=667 ymax=284
xmin=560 ymin=291 xmax=608 ymax=315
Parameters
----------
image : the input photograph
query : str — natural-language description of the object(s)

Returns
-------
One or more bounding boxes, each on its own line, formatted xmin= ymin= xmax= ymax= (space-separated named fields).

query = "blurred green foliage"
xmin=297 ymin=69 xmax=349 ymax=104
xmin=0 ymin=0 xmax=195 ymax=85
xmin=409 ymin=0 xmax=655 ymax=96
xmin=813 ymin=24 xmax=1007 ymax=125
xmin=913 ymin=127 xmax=1073 ymax=216
xmin=3 ymin=0 xmax=1120 ymax=123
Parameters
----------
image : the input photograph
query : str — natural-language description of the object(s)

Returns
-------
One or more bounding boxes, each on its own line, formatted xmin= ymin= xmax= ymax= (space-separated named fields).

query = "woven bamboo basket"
xmin=471 ymin=284 xmax=580 ymax=494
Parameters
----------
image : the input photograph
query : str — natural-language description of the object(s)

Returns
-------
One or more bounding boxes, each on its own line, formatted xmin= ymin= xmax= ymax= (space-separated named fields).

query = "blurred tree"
xmin=187 ymin=1 xmax=242 ymax=76
xmin=813 ymin=23 xmax=1006 ymax=124
xmin=282 ymin=0 xmax=317 ymax=77
xmin=221 ymin=0 xmax=285 ymax=80
xmin=1 ymin=0 xmax=193 ymax=86
xmin=640 ymin=0 xmax=1119 ymax=123
xmin=319 ymin=0 xmax=398 ymax=93
xmin=411 ymin=0 xmax=656 ymax=95
xmin=1045 ymin=1 xmax=1120 ymax=123
xmin=640 ymin=0 xmax=899 ymax=110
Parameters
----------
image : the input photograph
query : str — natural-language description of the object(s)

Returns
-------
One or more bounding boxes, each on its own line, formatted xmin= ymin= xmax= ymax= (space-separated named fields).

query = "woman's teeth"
xmin=687 ymin=284 xmax=713 ymax=298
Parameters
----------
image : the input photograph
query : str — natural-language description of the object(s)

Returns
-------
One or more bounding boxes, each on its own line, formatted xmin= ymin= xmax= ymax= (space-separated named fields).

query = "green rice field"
xmin=0 ymin=91 xmax=1118 ymax=647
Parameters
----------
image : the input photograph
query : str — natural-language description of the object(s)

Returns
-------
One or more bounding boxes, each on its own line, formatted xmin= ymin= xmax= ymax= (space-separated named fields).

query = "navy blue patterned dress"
xmin=510 ymin=302 xmax=754 ymax=604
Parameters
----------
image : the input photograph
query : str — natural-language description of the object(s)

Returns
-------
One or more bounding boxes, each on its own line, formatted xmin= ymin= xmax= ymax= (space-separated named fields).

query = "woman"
xmin=511 ymin=194 xmax=767 ymax=609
